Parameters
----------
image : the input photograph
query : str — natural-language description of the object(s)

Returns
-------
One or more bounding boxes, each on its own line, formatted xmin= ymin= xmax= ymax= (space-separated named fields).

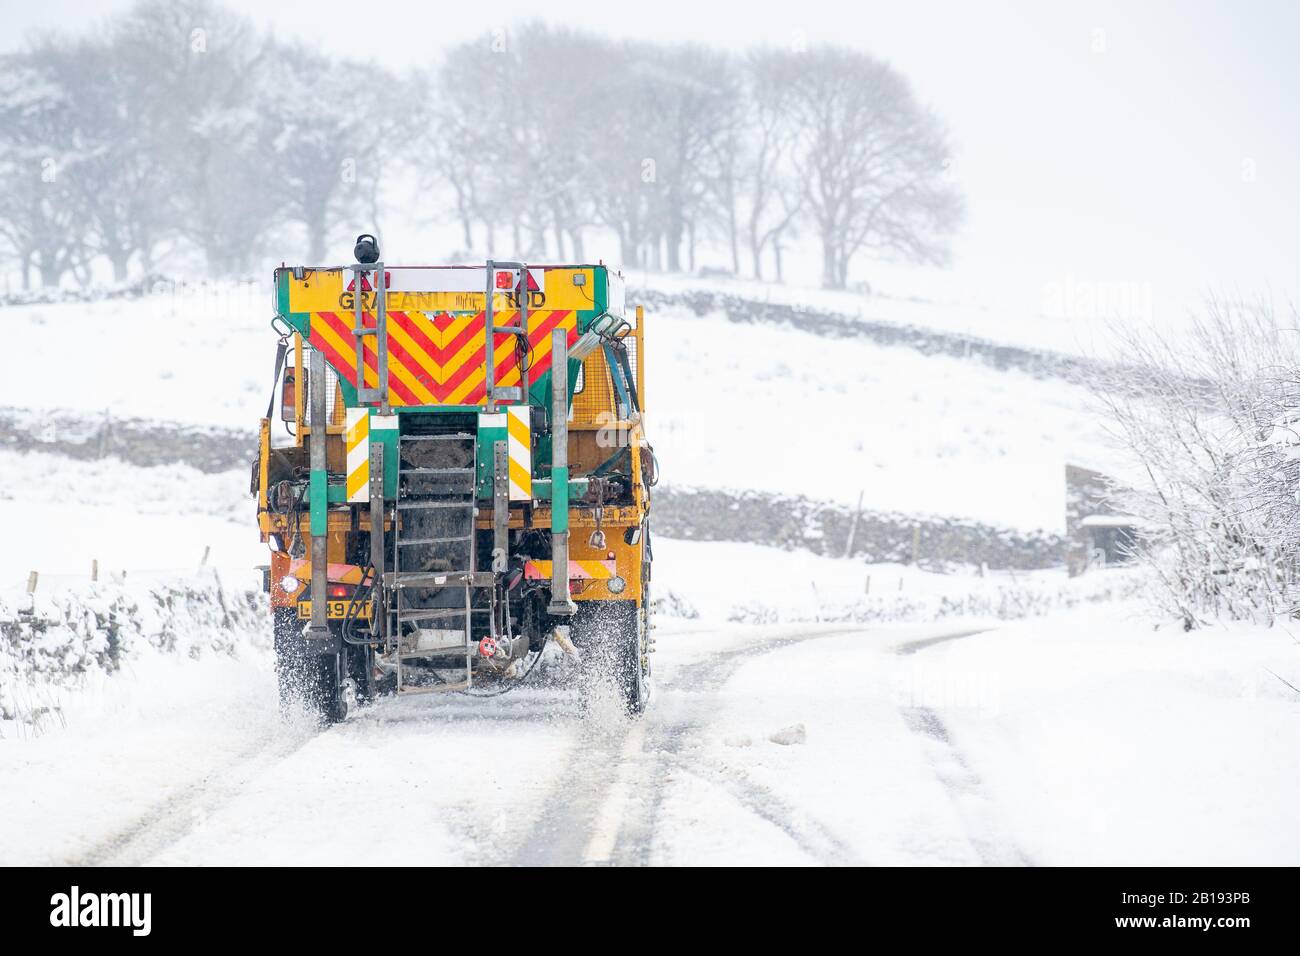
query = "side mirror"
xmin=281 ymin=367 xmax=303 ymax=423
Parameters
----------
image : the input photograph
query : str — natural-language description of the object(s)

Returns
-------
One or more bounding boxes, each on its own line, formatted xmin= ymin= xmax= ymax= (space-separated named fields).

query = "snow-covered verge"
xmin=0 ymin=573 xmax=266 ymax=733
xmin=3 ymin=585 xmax=1294 ymax=865
xmin=650 ymin=603 xmax=1300 ymax=865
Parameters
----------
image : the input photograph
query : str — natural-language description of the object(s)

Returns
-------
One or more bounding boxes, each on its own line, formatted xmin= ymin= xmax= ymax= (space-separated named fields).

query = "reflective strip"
xmin=523 ymin=559 xmax=615 ymax=580
xmin=345 ymin=408 xmax=369 ymax=502
xmin=287 ymin=560 xmax=367 ymax=584
xmin=507 ymin=405 xmax=532 ymax=500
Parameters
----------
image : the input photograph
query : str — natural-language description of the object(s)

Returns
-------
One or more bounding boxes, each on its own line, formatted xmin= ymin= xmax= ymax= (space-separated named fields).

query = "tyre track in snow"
xmin=615 ymin=627 xmax=869 ymax=866
xmin=514 ymin=624 xmax=870 ymax=866
xmin=68 ymin=722 xmax=319 ymax=867
xmin=606 ymin=623 xmax=1021 ymax=866
xmin=893 ymin=628 xmax=1035 ymax=866
xmin=68 ymin=623 xmax=1024 ymax=866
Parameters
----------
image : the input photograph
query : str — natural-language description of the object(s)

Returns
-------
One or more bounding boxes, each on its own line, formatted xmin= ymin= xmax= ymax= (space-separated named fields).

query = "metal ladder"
xmin=388 ymin=431 xmax=482 ymax=693
xmin=484 ymin=259 xmax=531 ymax=412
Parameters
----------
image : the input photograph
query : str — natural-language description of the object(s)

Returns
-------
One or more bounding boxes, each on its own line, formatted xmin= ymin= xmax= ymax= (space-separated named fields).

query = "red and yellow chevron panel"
xmin=307 ymin=309 xmax=578 ymax=407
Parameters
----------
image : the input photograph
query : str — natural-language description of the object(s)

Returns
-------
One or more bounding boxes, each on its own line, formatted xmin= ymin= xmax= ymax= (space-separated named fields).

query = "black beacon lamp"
xmin=353 ymin=233 xmax=380 ymax=264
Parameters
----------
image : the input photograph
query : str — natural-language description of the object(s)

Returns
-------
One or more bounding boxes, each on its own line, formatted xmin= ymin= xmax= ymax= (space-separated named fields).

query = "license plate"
xmin=298 ymin=600 xmax=373 ymax=620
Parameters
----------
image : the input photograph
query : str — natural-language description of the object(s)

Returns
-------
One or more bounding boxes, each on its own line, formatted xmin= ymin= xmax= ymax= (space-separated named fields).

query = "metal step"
xmin=400 ymin=467 xmax=476 ymax=476
xmin=389 ymin=571 xmax=494 ymax=589
xmin=397 ymin=680 xmax=471 ymax=695
xmin=397 ymin=646 xmax=470 ymax=660
xmin=400 ymin=433 xmax=474 ymax=442
xmin=397 ymin=500 xmax=478 ymax=511
xmin=396 ymin=607 xmax=468 ymax=623
xmin=397 ymin=534 xmax=473 ymax=546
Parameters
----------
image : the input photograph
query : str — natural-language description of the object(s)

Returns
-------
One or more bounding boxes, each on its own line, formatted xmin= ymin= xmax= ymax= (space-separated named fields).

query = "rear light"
xmin=327 ymin=584 xmax=352 ymax=599
xmin=495 ymin=270 xmax=513 ymax=289
xmin=570 ymin=579 xmax=590 ymax=595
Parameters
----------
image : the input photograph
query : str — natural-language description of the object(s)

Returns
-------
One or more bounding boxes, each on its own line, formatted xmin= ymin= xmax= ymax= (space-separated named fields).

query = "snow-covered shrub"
xmin=655 ymin=590 xmax=700 ymax=620
xmin=1093 ymin=297 xmax=1300 ymax=628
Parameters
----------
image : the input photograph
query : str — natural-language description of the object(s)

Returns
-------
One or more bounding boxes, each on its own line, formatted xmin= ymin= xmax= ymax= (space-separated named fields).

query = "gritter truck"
xmin=253 ymin=238 xmax=656 ymax=721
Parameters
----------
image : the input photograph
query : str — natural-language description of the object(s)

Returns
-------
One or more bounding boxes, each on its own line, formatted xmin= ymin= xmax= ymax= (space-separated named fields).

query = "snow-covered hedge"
xmin=0 ymin=575 xmax=267 ymax=725
xmin=726 ymin=568 xmax=1146 ymax=626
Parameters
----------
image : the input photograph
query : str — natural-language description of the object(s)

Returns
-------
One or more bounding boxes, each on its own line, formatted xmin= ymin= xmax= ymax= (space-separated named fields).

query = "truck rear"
xmin=253 ymin=244 xmax=655 ymax=721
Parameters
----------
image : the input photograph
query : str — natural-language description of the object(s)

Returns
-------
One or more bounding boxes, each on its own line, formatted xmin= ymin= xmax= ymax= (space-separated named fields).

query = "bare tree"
xmin=417 ymin=34 xmax=521 ymax=255
xmin=0 ymin=53 xmax=83 ymax=288
xmin=786 ymin=47 xmax=963 ymax=289
xmin=263 ymin=45 xmax=389 ymax=263
xmin=109 ymin=0 xmax=280 ymax=277
xmin=636 ymin=45 xmax=739 ymax=273
xmin=739 ymin=50 xmax=803 ymax=280
xmin=48 ymin=37 xmax=171 ymax=281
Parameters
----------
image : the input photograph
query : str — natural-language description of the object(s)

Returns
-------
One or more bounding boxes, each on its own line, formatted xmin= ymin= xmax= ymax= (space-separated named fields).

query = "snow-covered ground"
xmin=648 ymin=310 xmax=1118 ymax=532
xmin=2 ymin=603 xmax=1296 ymax=866
xmin=632 ymin=270 xmax=1149 ymax=360
xmin=0 ymin=449 xmax=262 ymax=589
xmin=0 ymin=278 xmax=1123 ymax=532
xmin=3 ymin=276 xmax=1292 ymax=868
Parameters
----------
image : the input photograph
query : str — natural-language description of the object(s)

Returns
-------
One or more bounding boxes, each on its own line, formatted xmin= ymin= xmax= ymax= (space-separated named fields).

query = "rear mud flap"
xmin=304 ymin=627 xmax=342 ymax=656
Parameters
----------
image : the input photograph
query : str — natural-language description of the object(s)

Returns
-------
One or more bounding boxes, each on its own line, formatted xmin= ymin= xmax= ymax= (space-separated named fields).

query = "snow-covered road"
xmin=4 ymin=608 xmax=1298 ymax=866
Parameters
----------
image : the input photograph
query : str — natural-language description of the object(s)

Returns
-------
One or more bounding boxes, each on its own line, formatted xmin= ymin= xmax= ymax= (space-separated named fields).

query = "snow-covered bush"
xmin=1093 ymin=297 xmax=1300 ymax=628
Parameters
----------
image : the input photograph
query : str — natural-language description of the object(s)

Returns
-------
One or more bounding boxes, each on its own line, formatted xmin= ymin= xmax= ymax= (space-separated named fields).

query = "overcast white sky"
xmin=6 ymin=0 xmax=1299 ymax=324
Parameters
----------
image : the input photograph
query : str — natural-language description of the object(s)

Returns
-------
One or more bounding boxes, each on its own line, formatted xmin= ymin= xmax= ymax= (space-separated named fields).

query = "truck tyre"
xmin=572 ymin=600 xmax=648 ymax=716
xmin=273 ymin=609 xmax=348 ymax=723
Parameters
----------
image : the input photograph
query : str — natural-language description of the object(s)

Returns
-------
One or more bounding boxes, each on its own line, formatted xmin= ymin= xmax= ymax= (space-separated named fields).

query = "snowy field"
xmin=2 ymin=604 xmax=1297 ymax=866
xmin=0 ymin=449 xmax=261 ymax=588
xmin=0 ymin=283 xmax=1122 ymax=533
xmin=632 ymin=271 xmax=1156 ymax=360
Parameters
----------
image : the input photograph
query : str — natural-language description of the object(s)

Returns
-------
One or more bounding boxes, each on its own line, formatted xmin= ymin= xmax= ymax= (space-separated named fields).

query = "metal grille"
xmin=304 ymin=364 xmax=343 ymax=426
xmin=623 ymin=329 xmax=639 ymax=403
xmin=572 ymin=349 xmax=613 ymax=423
xmin=570 ymin=314 xmax=638 ymax=424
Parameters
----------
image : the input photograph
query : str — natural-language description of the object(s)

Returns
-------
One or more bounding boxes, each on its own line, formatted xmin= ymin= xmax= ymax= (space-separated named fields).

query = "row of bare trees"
xmin=0 ymin=0 xmax=390 ymax=289
xmin=0 ymin=1 xmax=963 ymax=291
xmin=421 ymin=27 xmax=963 ymax=287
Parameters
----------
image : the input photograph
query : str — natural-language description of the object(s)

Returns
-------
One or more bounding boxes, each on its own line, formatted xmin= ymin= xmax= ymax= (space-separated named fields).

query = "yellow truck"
xmin=254 ymin=238 xmax=656 ymax=721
